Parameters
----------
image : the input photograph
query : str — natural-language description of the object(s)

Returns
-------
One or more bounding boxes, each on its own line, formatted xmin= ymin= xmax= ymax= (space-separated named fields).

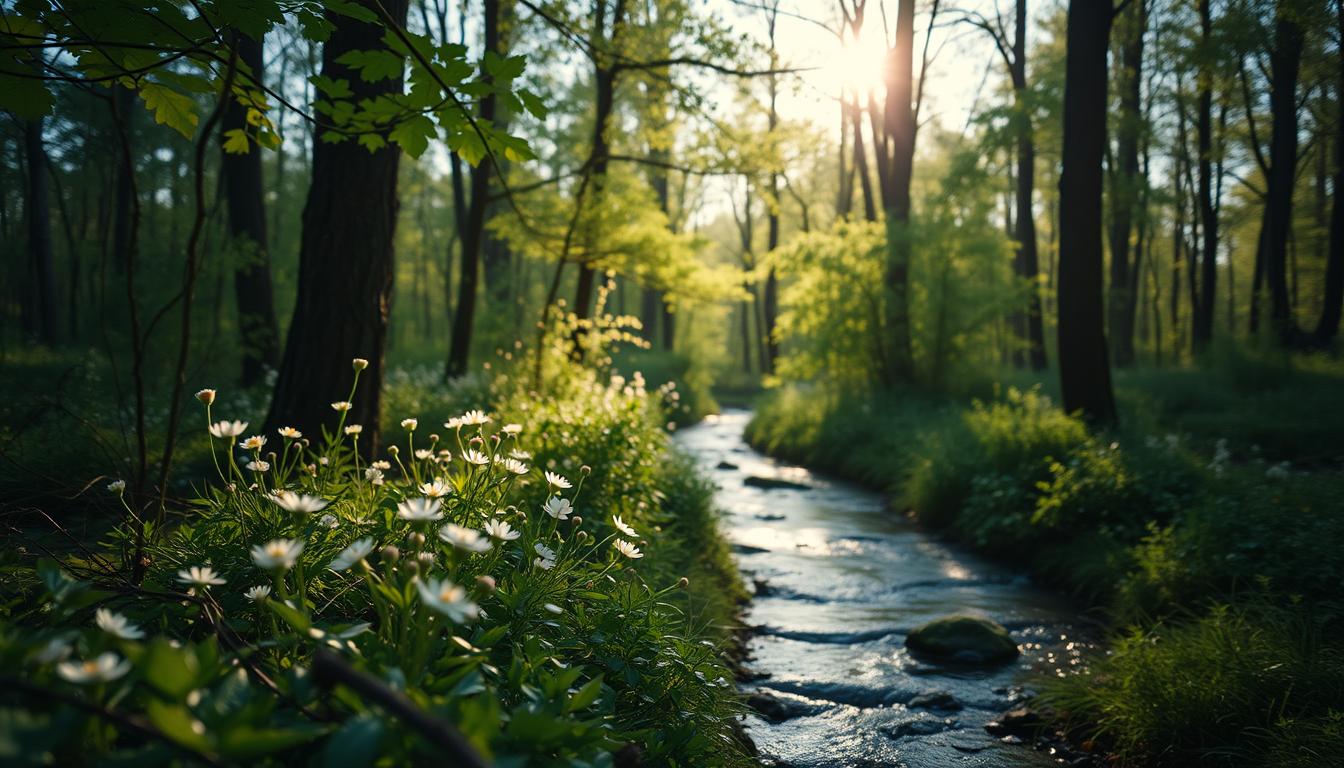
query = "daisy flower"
xmin=209 ymin=420 xmax=248 ymax=438
xmin=344 ymin=424 xmax=363 ymax=436
xmin=331 ymin=401 xmax=352 ymax=413
xmin=329 ymin=538 xmax=376 ymax=571
xmin=364 ymin=467 xmax=384 ymax=485
xmin=483 ymin=519 xmax=520 ymax=541
xmin=534 ymin=542 xmax=557 ymax=562
xmin=94 ymin=609 xmax=144 ymax=641
xmin=195 ymin=389 xmax=216 ymax=405
xmin=238 ymin=435 xmax=267 ymax=451
xmin=438 ymin=524 xmax=491 ymax=553
xmin=245 ymin=585 xmax=272 ymax=603
xmin=401 ymin=418 xmax=418 ymax=430
xmin=501 ymin=458 xmax=529 ymax=475
xmin=613 ymin=539 xmax=643 ymax=559
xmin=250 ymin=539 xmax=304 ymax=572
xmin=107 ymin=479 xmax=126 ymax=495
xmin=502 ymin=423 xmax=522 ymax=435
xmin=462 ymin=449 xmax=490 ymax=466
xmin=415 ymin=578 xmax=479 ymax=622
xmin=543 ymin=497 xmax=572 ymax=521
xmin=57 ymin=653 xmax=131 ymax=684
xmin=544 ymin=471 xmax=571 ymax=490
xmin=612 ymin=515 xmax=636 ymax=537
xmin=177 ymin=566 xmax=226 ymax=588
xmin=246 ymin=460 xmax=270 ymax=472
xmin=271 ymin=491 xmax=328 ymax=514
xmin=277 ymin=426 xmax=302 ymax=439
xmin=419 ymin=479 xmax=452 ymax=498
xmin=396 ymin=497 xmax=443 ymax=522
xmin=352 ymin=358 xmax=369 ymax=371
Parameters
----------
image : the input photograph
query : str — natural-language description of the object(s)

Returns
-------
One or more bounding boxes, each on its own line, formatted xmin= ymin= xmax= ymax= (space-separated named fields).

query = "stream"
xmin=675 ymin=411 xmax=1091 ymax=768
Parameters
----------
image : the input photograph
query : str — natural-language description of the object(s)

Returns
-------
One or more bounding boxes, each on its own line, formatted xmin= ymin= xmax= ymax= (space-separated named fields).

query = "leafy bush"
xmin=1040 ymin=602 xmax=1344 ymax=767
xmin=0 ymin=360 xmax=748 ymax=766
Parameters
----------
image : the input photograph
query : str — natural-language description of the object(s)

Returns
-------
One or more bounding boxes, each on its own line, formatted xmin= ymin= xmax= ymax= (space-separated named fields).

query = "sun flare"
xmin=826 ymin=30 xmax=889 ymax=96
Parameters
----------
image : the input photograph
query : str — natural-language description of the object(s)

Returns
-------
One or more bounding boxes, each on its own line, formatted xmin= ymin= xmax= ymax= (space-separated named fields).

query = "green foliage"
xmin=1040 ymin=602 xmax=1344 ymax=767
xmin=0 ymin=361 xmax=748 ymax=766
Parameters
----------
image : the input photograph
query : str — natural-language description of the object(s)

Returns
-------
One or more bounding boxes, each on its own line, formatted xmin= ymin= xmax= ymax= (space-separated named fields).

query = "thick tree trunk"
xmin=25 ymin=117 xmax=58 ymax=344
xmin=877 ymin=0 xmax=917 ymax=383
xmin=1057 ymin=0 xmax=1117 ymax=423
xmin=763 ymin=45 xmax=781 ymax=373
xmin=1192 ymin=0 xmax=1220 ymax=350
xmin=1259 ymin=3 xmax=1304 ymax=344
xmin=265 ymin=0 xmax=408 ymax=451
xmin=447 ymin=0 xmax=504 ymax=377
xmin=1312 ymin=3 xmax=1343 ymax=345
xmin=1010 ymin=0 xmax=1047 ymax=371
xmin=1107 ymin=0 xmax=1145 ymax=367
xmin=221 ymin=32 xmax=281 ymax=386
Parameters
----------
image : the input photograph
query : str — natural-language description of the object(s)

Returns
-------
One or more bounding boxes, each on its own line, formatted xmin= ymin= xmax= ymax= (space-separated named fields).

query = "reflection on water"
xmin=676 ymin=411 xmax=1090 ymax=768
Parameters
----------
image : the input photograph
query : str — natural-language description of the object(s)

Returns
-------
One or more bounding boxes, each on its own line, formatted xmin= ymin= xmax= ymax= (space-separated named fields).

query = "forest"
xmin=1 ymin=0 xmax=1341 ymax=765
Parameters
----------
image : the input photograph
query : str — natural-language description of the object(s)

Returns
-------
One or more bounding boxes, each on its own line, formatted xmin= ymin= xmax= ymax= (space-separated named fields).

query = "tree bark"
xmin=265 ymin=0 xmax=408 ymax=451
xmin=1057 ymin=0 xmax=1117 ymax=423
xmin=24 ymin=117 xmax=58 ymax=345
xmin=1106 ymin=0 xmax=1145 ymax=367
xmin=1312 ymin=2 xmax=1343 ymax=345
xmin=876 ymin=0 xmax=917 ymax=383
xmin=221 ymin=32 xmax=281 ymax=386
xmin=1258 ymin=1 xmax=1304 ymax=344
xmin=447 ymin=0 xmax=504 ymax=377
xmin=1192 ymin=0 xmax=1220 ymax=350
xmin=1009 ymin=0 xmax=1047 ymax=370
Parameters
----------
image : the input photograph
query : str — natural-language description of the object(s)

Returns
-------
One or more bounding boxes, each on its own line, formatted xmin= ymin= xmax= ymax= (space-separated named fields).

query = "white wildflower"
xmin=271 ymin=491 xmax=328 ymax=514
xmin=177 ymin=566 xmax=225 ymax=588
xmin=438 ymin=524 xmax=491 ymax=553
xmin=57 ymin=653 xmax=131 ymax=684
xmin=250 ymin=538 xmax=304 ymax=571
xmin=344 ymin=424 xmax=363 ymax=436
xmin=107 ymin=479 xmax=126 ymax=495
xmin=544 ymin=471 xmax=571 ymax=490
xmin=245 ymin=585 xmax=272 ymax=603
xmin=396 ymin=497 xmax=443 ymax=522
xmin=331 ymin=401 xmax=352 ymax=413
xmin=482 ymin=519 xmax=520 ymax=541
xmin=209 ymin=420 xmax=248 ymax=438
xmin=613 ymin=539 xmax=643 ymax=559
xmin=419 ymin=479 xmax=452 ymax=498
xmin=462 ymin=449 xmax=490 ymax=466
xmin=239 ymin=435 xmax=267 ymax=451
xmin=543 ymin=496 xmax=572 ymax=521
xmin=329 ymin=538 xmax=376 ymax=571
xmin=277 ymin=426 xmax=302 ymax=439
xmin=95 ymin=609 xmax=144 ymax=641
xmin=415 ymin=578 xmax=479 ymax=623
xmin=401 ymin=418 xmax=418 ymax=430
xmin=612 ymin=515 xmax=636 ymax=537
xmin=246 ymin=460 xmax=270 ymax=472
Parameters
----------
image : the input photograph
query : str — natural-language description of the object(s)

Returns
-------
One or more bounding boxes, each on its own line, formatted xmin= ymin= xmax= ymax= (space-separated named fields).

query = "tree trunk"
xmin=221 ymin=32 xmax=281 ymax=386
xmin=1192 ymin=0 xmax=1219 ymax=350
xmin=1107 ymin=0 xmax=1145 ymax=367
xmin=1312 ymin=2 xmax=1343 ymax=345
xmin=877 ymin=0 xmax=917 ymax=383
xmin=265 ymin=0 xmax=408 ymax=451
xmin=447 ymin=0 xmax=504 ymax=377
xmin=1057 ymin=0 xmax=1117 ymax=423
xmin=111 ymin=85 xmax=135 ymax=274
xmin=572 ymin=0 xmax=628 ymax=327
xmin=1010 ymin=0 xmax=1047 ymax=370
xmin=1259 ymin=2 xmax=1304 ymax=344
xmin=763 ymin=25 xmax=781 ymax=374
xmin=851 ymin=100 xmax=877 ymax=223
xmin=24 ymin=117 xmax=58 ymax=344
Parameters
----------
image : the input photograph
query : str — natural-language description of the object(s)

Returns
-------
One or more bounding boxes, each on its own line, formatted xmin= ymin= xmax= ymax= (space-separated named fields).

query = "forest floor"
xmin=744 ymin=354 xmax=1344 ymax=767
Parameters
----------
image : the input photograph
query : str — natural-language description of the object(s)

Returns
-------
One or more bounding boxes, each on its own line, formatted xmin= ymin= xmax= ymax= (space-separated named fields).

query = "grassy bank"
xmin=1 ymin=356 xmax=748 ymax=766
xmin=746 ymin=359 xmax=1344 ymax=766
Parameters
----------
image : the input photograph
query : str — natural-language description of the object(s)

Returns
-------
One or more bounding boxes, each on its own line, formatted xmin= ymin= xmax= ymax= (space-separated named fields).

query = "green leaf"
xmin=336 ymin=49 xmax=405 ymax=82
xmin=0 ymin=71 xmax=52 ymax=119
xmin=142 ymin=639 xmax=200 ymax=701
xmin=268 ymin=599 xmax=311 ymax=633
xmin=217 ymin=724 xmax=327 ymax=760
xmin=310 ymin=75 xmax=353 ymax=99
xmin=388 ymin=115 xmax=434 ymax=158
xmin=566 ymin=676 xmax=604 ymax=713
xmin=222 ymin=128 xmax=251 ymax=154
xmin=518 ymin=89 xmax=547 ymax=120
xmin=321 ymin=715 xmax=384 ymax=768
xmin=357 ymin=133 xmax=387 ymax=152
xmin=144 ymin=700 xmax=210 ymax=752
xmin=139 ymin=83 xmax=198 ymax=138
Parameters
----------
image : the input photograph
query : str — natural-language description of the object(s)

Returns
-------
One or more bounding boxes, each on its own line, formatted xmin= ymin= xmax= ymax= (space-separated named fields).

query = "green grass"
xmin=746 ymin=356 xmax=1344 ymax=765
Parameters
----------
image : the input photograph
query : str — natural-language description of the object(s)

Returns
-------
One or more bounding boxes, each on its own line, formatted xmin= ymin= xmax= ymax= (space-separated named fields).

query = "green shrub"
xmin=0 ymin=360 xmax=748 ymax=766
xmin=1041 ymin=602 xmax=1344 ymax=767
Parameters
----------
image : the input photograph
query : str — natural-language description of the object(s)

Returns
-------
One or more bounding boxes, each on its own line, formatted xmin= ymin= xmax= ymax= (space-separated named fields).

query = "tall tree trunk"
xmin=851 ymin=100 xmax=877 ymax=222
xmin=1312 ymin=2 xmax=1343 ymax=345
xmin=763 ymin=17 xmax=781 ymax=374
xmin=876 ymin=0 xmax=917 ymax=383
xmin=1057 ymin=0 xmax=1117 ymax=423
xmin=1010 ymin=0 xmax=1047 ymax=370
xmin=1107 ymin=0 xmax=1145 ymax=367
xmin=265 ymin=0 xmax=408 ymax=451
xmin=111 ymin=85 xmax=135 ymax=275
xmin=1259 ymin=2 xmax=1304 ymax=344
xmin=571 ymin=0 xmax=628 ymax=326
xmin=1192 ymin=0 xmax=1219 ymax=350
xmin=24 ymin=117 xmax=58 ymax=344
xmin=222 ymin=32 xmax=281 ymax=386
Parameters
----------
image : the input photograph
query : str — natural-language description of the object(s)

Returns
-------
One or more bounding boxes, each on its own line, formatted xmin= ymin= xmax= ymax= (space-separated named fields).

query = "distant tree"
xmin=1312 ymin=0 xmax=1343 ymax=345
xmin=220 ymin=32 xmax=281 ymax=387
xmin=1057 ymin=0 xmax=1117 ymax=423
xmin=1107 ymin=0 xmax=1147 ymax=367
xmin=24 ymin=116 xmax=58 ymax=345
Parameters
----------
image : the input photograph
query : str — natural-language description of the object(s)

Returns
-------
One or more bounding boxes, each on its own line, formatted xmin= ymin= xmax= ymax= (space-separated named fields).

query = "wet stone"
xmin=744 ymin=475 xmax=812 ymax=491
xmin=717 ymin=460 xmax=740 ymax=470
xmin=881 ymin=716 xmax=959 ymax=739
xmin=984 ymin=707 xmax=1045 ymax=737
xmin=907 ymin=690 xmax=963 ymax=711
xmin=747 ymin=690 xmax=830 ymax=723
xmin=905 ymin=615 xmax=1020 ymax=665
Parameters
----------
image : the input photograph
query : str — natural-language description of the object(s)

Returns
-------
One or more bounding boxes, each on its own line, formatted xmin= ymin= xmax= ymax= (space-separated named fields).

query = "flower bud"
xmin=429 ymin=433 xmax=440 ymax=444
xmin=195 ymin=389 xmax=216 ymax=406
xmin=570 ymin=516 xmax=582 ymax=527
xmin=408 ymin=532 xmax=425 ymax=548
xmin=352 ymin=357 xmax=369 ymax=371
xmin=678 ymin=577 xmax=690 ymax=589
xmin=475 ymin=575 xmax=497 ymax=594
xmin=381 ymin=545 xmax=400 ymax=564
xmin=388 ymin=445 xmax=399 ymax=455
xmin=580 ymin=465 xmax=592 ymax=476
xmin=403 ymin=558 xmax=420 ymax=576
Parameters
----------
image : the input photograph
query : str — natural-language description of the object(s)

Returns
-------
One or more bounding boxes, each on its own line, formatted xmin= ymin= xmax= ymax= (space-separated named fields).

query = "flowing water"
xmin=675 ymin=411 xmax=1090 ymax=768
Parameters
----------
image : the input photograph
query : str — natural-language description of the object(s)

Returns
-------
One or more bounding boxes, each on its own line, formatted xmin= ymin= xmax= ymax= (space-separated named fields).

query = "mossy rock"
xmin=905 ymin=615 xmax=1019 ymax=665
